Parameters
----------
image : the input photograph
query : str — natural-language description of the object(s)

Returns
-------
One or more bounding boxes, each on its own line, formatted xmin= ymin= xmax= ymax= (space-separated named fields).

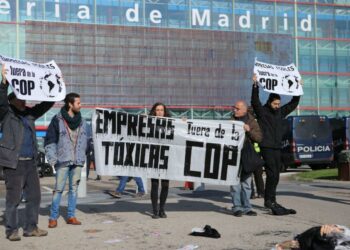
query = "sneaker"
xmin=6 ymin=231 xmax=21 ymax=241
xmin=158 ymin=210 xmax=167 ymax=218
xmin=135 ymin=192 xmax=145 ymax=198
xmin=233 ymin=210 xmax=243 ymax=217
xmin=108 ymin=191 xmax=122 ymax=198
xmin=23 ymin=227 xmax=48 ymax=237
xmin=245 ymin=210 xmax=257 ymax=216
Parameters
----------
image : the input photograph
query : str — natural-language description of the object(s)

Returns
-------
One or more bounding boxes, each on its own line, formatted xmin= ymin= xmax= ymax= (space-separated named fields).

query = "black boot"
xmin=158 ymin=209 xmax=167 ymax=218
xmin=152 ymin=210 xmax=159 ymax=219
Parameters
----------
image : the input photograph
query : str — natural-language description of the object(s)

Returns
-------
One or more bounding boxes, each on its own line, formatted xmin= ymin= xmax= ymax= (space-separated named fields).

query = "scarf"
xmin=60 ymin=107 xmax=82 ymax=130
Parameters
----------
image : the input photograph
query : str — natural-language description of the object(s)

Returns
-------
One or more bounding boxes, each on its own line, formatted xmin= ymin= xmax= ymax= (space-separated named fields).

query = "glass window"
xmin=334 ymin=8 xmax=350 ymax=38
xmin=297 ymin=5 xmax=315 ymax=37
xmin=335 ymin=41 xmax=350 ymax=73
xmin=211 ymin=0 xmax=232 ymax=31
xmin=234 ymin=2 xmax=255 ymax=33
xmin=298 ymin=40 xmax=316 ymax=72
xmin=316 ymin=6 xmax=334 ymax=38
xmin=0 ymin=24 xmax=17 ymax=57
xmin=319 ymin=75 xmax=335 ymax=108
xmin=333 ymin=0 xmax=350 ymax=5
xmin=276 ymin=4 xmax=294 ymax=35
xmin=168 ymin=1 xmax=189 ymax=28
xmin=119 ymin=0 xmax=143 ymax=27
xmin=19 ymin=0 xmax=44 ymax=21
xmin=96 ymin=0 xmax=121 ymax=25
xmin=334 ymin=77 xmax=350 ymax=108
xmin=299 ymin=75 xmax=317 ymax=108
xmin=45 ymin=0 xmax=94 ymax=24
xmin=254 ymin=3 xmax=274 ymax=33
xmin=317 ymin=40 xmax=335 ymax=72
xmin=145 ymin=2 xmax=168 ymax=27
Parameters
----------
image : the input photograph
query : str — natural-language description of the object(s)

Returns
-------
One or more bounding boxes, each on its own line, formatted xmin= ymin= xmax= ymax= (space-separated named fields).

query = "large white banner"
xmin=254 ymin=59 xmax=303 ymax=96
xmin=0 ymin=55 xmax=66 ymax=101
xmin=92 ymin=109 xmax=246 ymax=186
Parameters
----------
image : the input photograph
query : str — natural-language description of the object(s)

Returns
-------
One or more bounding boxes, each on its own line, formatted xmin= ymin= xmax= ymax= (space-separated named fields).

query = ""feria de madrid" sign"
xmin=0 ymin=0 xmax=313 ymax=32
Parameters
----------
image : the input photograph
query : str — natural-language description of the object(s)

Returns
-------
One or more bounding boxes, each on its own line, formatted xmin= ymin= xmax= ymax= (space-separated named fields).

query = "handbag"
xmin=240 ymin=139 xmax=264 ymax=175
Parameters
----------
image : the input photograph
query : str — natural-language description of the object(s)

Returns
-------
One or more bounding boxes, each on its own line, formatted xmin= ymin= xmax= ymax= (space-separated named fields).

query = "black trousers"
xmin=260 ymin=148 xmax=281 ymax=203
xmin=151 ymin=179 xmax=169 ymax=214
xmin=3 ymin=160 xmax=41 ymax=235
xmin=252 ymin=166 xmax=265 ymax=196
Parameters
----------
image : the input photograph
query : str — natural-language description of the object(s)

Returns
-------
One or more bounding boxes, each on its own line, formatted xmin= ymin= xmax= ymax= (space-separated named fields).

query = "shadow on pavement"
xmin=76 ymin=198 xmax=228 ymax=218
xmin=278 ymin=191 xmax=350 ymax=206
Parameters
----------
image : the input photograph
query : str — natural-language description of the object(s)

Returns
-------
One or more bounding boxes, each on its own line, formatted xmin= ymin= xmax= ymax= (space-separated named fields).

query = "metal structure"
xmin=0 ymin=0 xmax=349 ymax=124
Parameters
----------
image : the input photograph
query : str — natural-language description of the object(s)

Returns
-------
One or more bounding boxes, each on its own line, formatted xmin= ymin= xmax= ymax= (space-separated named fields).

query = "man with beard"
xmin=251 ymin=74 xmax=300 ymax=211
xmin=0 ymin=65 xmax=54 ymax=241
xmin=45 ymin=92 xmax=88 ymax=228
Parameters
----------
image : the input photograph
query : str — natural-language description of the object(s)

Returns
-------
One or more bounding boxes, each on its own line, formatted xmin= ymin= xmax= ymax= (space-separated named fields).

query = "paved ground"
xmin=0 ymin=170 xmax=349 ymax=250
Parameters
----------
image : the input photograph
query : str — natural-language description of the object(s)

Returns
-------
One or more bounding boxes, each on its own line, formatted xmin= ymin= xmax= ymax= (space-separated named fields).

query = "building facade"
xmin=0 ymin=0 xmax=349 ymax=122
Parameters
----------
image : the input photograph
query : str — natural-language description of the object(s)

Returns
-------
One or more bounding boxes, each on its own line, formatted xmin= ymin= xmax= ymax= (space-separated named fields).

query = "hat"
xmin=267 ymin=93 xmax=281 ymax=104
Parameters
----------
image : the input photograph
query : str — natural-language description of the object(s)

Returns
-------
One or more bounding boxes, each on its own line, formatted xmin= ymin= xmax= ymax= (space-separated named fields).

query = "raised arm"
xmin=30 ymin=101 xmax=55 ymax=120
xmin=0 ymin=65 xmax=9 ymax=121
xmin=251 ymin=74 xmax=264 ymax=118
xmin=281 ymin=95 xmax=300 ymax=118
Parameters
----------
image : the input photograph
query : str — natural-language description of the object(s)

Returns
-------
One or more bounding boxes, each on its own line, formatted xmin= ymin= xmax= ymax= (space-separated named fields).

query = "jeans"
xmin=50 ymin=165 xmax=82 ymax=220
xmin=117 ymin=176 xmax=145 ymax=193
xmin=230 ymin=176 xmax=252 ymax=213
xmin=4 ymin=160 xmax=41 ymax=235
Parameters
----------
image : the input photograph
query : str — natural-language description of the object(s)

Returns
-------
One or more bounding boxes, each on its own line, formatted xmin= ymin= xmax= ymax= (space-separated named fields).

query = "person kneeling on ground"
xmin=273 ymin=224 xmax=350 ymax=250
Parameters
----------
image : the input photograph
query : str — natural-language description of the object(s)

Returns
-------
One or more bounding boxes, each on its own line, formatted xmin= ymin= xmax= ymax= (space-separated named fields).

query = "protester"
xmin=273 ymin=224 xmax=350 ymax=250
xmin=45 ymin=92 xmax=88 ymax=228
xmin=0 ymin=64 xmax=54 ymax=241
xmin=108 ymin=176 xmax=145 ymax=198
xmin=251 ymin=74 xmax=300 ymax=211
xmin=230 ymin=100 xmax=262 ymax=217
xmin=149 ymin=102 xmax=170 ymax=219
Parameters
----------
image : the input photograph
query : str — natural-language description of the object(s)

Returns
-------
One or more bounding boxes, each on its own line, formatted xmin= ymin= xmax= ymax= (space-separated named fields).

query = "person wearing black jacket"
xmin=251 ymin=74 xmax=300 ymax=210
xmin=0 ymin=65 xmax=54 ymax=241
xmin=274 ymin=224 xmax=350 ymax=250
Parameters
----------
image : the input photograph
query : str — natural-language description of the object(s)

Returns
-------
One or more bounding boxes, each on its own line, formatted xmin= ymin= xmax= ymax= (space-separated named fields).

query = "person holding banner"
xmin=230 ymin=101 xmax=263 ymax=217
xmin=149 ymin=102 xmax=170 ymax=219
xmin=0 ymin=65 xmax=54 ymax=241
xmin=251 ymin=74 xmax=300 ymax=212
xmin=45 ymin=92 xmax=88 ymax=228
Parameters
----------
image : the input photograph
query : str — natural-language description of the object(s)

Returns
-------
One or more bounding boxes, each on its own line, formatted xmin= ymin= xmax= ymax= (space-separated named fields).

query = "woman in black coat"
xmin=149 ymin=102 xmax=171 ymax=219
